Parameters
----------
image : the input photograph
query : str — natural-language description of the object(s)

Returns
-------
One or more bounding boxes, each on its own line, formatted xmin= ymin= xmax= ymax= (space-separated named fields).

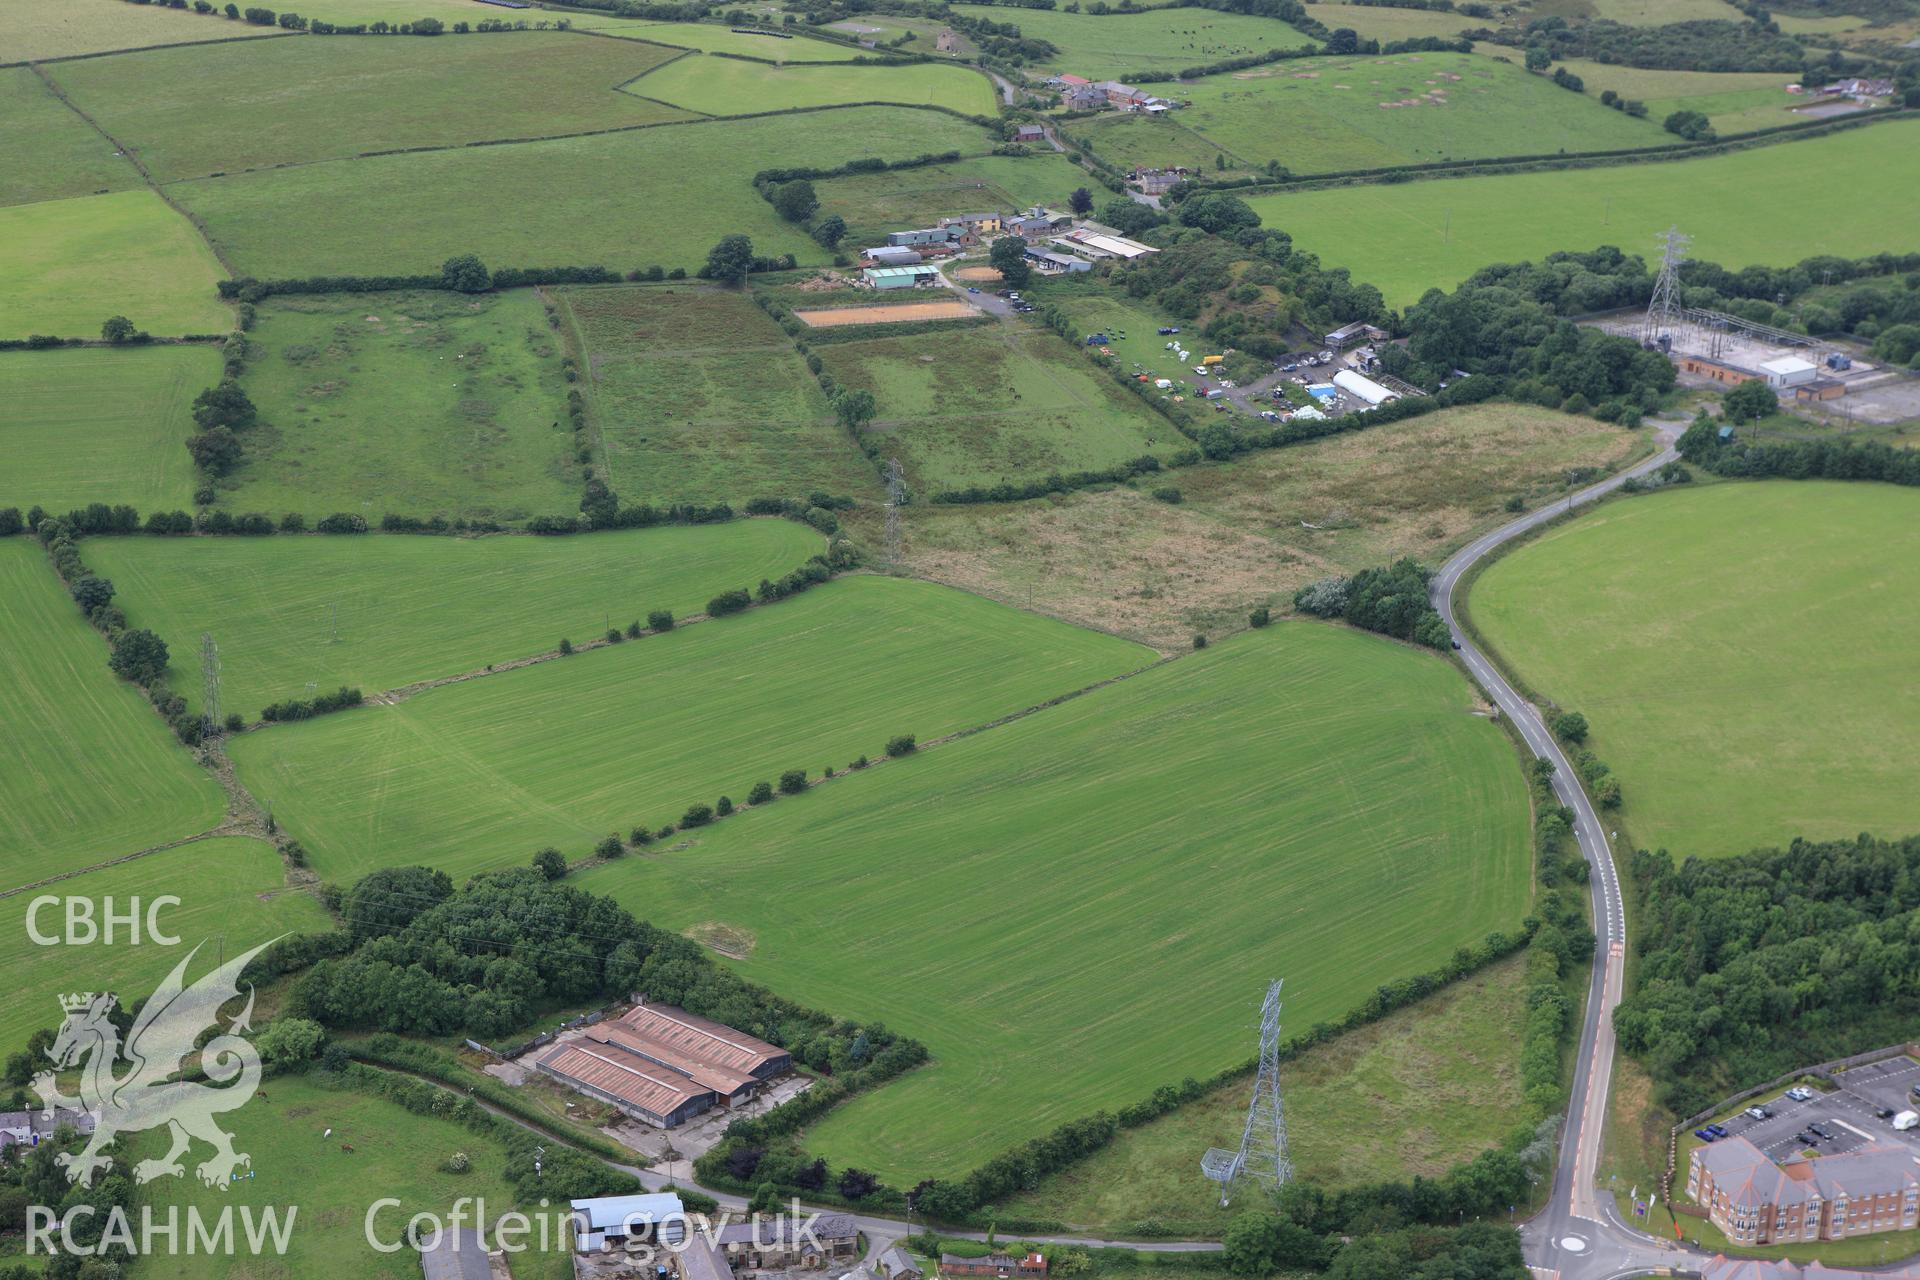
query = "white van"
xmin=1894 ymin=1110 xmax=1919 ymax=1131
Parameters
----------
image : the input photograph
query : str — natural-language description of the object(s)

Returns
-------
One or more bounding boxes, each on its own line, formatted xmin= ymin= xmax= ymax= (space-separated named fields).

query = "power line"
xmin=1202 ymin=979 xmax=1291 ymax=1206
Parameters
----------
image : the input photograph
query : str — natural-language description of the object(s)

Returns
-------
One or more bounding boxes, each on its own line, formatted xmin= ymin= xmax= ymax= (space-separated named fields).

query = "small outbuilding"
xmin=864 ymin=265 xmax=939 ymax=289
xmin=1760 ymin=356 xmax=1818 ymax=389
xmin=571 ymin=1191 xmax=686 ymax=1253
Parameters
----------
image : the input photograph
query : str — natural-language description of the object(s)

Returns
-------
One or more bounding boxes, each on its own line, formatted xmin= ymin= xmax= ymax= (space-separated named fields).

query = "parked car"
xmin=1746 ymin=1106 xmax=1770 ymax=1121
xmin=1799 ymin=1132 xmax=1821 ymax=1145
xmin=1706 ymin=1124 xmax=1729 ymax=1139
xmin=1874 ymin=1107 xmax=1895 ymax=1120
xmin=1895 ymin=1111 xmax=1920 ymax=1131
xmin=1808 ymin=1123 xmax=1832 ymax=1139
xmin=1786 ymin=1087 xmax=1814 ymax=1101
xmin=968 ymin=286 xmax=980 ymax=294
xmin=1695 ymin=1128 xmax=1721 ymax=1142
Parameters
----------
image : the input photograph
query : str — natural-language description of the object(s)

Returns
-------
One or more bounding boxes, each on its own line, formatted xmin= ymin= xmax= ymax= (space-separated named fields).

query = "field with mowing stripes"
xmin=0 ymin=190 xmax=230 ymax=339
xmin=815 ymin=324 xmax=1179 ymax=493
xmin=219 ymin=290 xmax=580 ymax=522
xmin=1301 ymin=2 xmax=1469 ymax=40
xmin=951 ymin=4 xmax=1312 ymax=80
xmin=623 ymin=53 xmax=994 ymax=115
xmin=48 ymin=32 xmax=691 ymax=183
xmin=1077 ymin=51 xmax=1662 ymax=177
xmin=0 ymin=541 xmax=224 ymax=889
xmin=0 ymin=345 xmax=218 ymax=511
xmin=85 ymin=520 xmax=822 ymax=719
xmin=227 ymin=576 xmax=1155 ymax=884
xmin=0 ymin=839 xmax=330 ymax=1056
xmin=572 ymin=18 xmax=866 ymax=59
xmin=134 ymin=1074 xmax=572 ymax=1280
xmin=1249 ymin=119 xmax=1920 ymax=307
xmin=1472 ymin=482 xmax=1920 ymax=859
xmin=0 ymin=66 xmax=136 ymax=208
xmin=170 ymin=106 xmax=993 ymax=278
xmin=580 ymin=621 xmax=1532 ymax=1178
xmin=553 ymin=285 xmax=878 ymax=504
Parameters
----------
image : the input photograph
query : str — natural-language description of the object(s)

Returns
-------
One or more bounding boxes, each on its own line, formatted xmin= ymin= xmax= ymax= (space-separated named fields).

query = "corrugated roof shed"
xmin=619 ymin=1003 xmax=786 ymax=1076
xmin=539 ymin=1040 xmax=707 ymax=1120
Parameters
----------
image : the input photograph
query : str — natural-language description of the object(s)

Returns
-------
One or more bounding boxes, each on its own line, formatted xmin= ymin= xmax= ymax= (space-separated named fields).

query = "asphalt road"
xmin=1430 ymin=423 xmax=1687 ymax=1280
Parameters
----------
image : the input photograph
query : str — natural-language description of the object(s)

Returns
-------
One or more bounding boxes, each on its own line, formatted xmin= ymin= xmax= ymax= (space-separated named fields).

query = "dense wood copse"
xmin=1678 ymin=415 xmax=1920 ymax=487
xmin=1616 ymin=833 xmax=1920 ymax=1117
xmin=1293 ymin=558 xmax=1451 ymax=649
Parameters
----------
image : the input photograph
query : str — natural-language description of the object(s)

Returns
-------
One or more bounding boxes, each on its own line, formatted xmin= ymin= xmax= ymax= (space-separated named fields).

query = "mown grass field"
xmin=1248 ymin=119 xmax=1920 ymax=307
xmin=0 ymin=0 xmax=280 ymax=61
xmin=623 ymin=52 xmax=995 ymax=115
xmin=170 ymin=107 xmax=993 ymax=278
xmin=1471 ymin=481 xmax=1920 ymax=859
xmin=815 ymin=324 xmax=1179 ymax=493
xmin=996 ymin=952 xmax=1530 ymax=1232
xmin=1300 ymin=2 xmax=1470 ymax=40
xmin=889 ymin=392 xmax=1646 ymax=649
xmin=85 ymin=519 xmax=821 ymax=718
xmin=0 ymin=838 xmax=329 ymax=1056
xmin=0 ymin=190 xmax=230 ymax=339
xmin=0 ymin=67 xmax=135 ymax=208
xmin=1080 ymin=51 xmax=1662 ymax=177
xmin=218 ymin=290 xmax=579 ymax=522
xmin=135 ymin=1074 xmax=571 ymax=1280
xmin=579 ymin=620 xmax=1532 ymax=1179
xmin=50 ymin=32 xmax=692 ymax=183
xmin=0 ymin=540 xmax=225 ymax=890
xmin=1547 ymin=59 xmax=1800 ymax=134
xmin=228 ymin=576 xmax=1155 ymax=883
xmin=951 ymin=4 xmax=1313 ymax=80
xmin=812 ymin=154 xmax=1085 ymax=247
xmin=0 ymin=344 xmax=218 ymax=511
xmin=573 ymin=17 xmax=866 ymax=59
xmin=553 ymin=285 xmax=878 ymax=504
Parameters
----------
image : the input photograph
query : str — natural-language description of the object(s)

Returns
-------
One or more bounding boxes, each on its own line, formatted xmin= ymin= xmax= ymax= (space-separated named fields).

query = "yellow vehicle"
xmin=1202 ymin=354 xmax=1226 ymax=366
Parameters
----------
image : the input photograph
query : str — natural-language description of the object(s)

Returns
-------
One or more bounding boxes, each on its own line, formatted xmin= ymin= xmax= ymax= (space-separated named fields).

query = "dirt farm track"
xmin=796 ymin=301 xmax=981 ymax=326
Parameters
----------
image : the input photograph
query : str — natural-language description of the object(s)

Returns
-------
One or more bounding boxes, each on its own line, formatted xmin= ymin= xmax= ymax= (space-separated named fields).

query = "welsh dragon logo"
xmin=32 ymin=939 xmax=278 ymax=1189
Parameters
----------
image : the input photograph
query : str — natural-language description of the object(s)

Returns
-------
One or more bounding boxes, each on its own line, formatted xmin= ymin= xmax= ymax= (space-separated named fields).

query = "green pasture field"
xmin=1471 ymin=481 xmax=1920 ymax=859
xmin=814 ymin=324 xmax=1180 ymax=493
xmin=951 ymin=4 xmax=1312 ymax=80
xmin=1546 ymin=60 xmax=1801 ymax=134
xmin=50 ymin=32 xmax=691 ymax=184
xmin=620 ymin=52 xmax=995 ymax=116
xmin=0 ymin=67 xmax=135 ymax=208
xmin=826 ymin=13 xmax=973 ymax=56
xmin=0 ymin=838 xmax=329 ymax=1056
xmin=0 ymin=0 xmax=281 ymax=62
xmin=811 ymin=154 xmax=1084 ymax=247
xmin=552 ymin=284 xmax=878 ymax=504
xmin=227 ymin=575 xmax=1154 ymax=884
xmin=1081 ymin=51 xmax=1662 ymax=177
xmin=1771 ymin=13 xmax=1869 ymax=35
xmin=1544 ymin=0 xmax=1746 ymax=21
xmin=1300 ymin=2 xmax=1470 ymax=40
xmin=0 ymin=344 xmax=217 ymax=511
xmin=573 ymin=17 xmax=866 ymax=59
xmin=1248 ymin=119 xmax=1920 ymax=308
xmin=169 ymin=106 xmax=993 ymax=278
xmin=291 ymin=0 xmax=552 ymax=20
xmin=217 ymin=290 xmax=579 ymax=523
xmin=135 ymin=1074 xmax=571 ymax=1280
xmin=85 ymin=519 xmax=822 ymax=718
xmin=578 ymin=620 xmax=1532 ymax=1179
xmin=0 ymin=540 xmax=224 ymax=891
xmin=0 ymin=190 xmax=230 ymax=339
xmin=997 ymin=952 xmax=1529 ymax=1232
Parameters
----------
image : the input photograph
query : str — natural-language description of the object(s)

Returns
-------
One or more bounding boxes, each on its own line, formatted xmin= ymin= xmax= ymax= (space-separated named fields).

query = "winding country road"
xmin=1431 ymin=422 xmax=1694 ymax=1280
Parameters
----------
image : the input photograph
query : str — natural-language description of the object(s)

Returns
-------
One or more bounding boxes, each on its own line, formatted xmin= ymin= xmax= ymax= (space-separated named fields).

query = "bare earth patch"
xmin=875 ymin=405 xmax=1647 ymax=651
xmin=795 ymin=300 xmax=979 ymax=326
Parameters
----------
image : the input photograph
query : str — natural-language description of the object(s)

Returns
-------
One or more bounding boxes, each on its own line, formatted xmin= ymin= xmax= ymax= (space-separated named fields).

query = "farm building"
xmin=1129 ymin=168 xmax=1185 ymax=194
xmin=941 ymin=212 xmax=1003 ymax=241
xmin=864 ymin=265 xmax=940 ymax=289
xmin=1008 ymin=207 xmax=1073 ymax=240
xmin=1094 ymin=81 xmax=1148 ymax=109
xmin=1024 ymin=246 xmax=1091 ymax=275
xmin=887 ymin=226 xmax=960 ymax=248
xmin=1044 ymin=74 xmax=1091 ymax=89
xmin=878 ymin=1245 xmax=925 ymax=1280
xmin=1334 ymin=369 xmax=1397 ymax=406
xmin=1053 ymin=228 xmax=1158 ymax=261
xmin=863 ymin=246 xmax=924 ymax=267
xmin=936 ymin=28 xmax=959 ymax=52
xmin=714 ymin=1213 xmax=858 ymax=1268
xmin=535 ymin=1002 xmax=791 ymax=1128
xmin=1325 ymin=322 xmax=1390 ymax=350
xmin=1064 ymin=85 xmax=1107 ymax=110
xmin=570 ymin=1191 xmax=686 ymax=1252
xmin=1014 ymin=124 xmax=1047 ymax=143
xmin=942 ymin=1253 xmax=1049 ymax=1278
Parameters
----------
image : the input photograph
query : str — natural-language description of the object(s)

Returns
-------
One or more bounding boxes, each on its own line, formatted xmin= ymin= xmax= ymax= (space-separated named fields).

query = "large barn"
xmin=535 ymin=1002 xmax=791 ymax=1128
